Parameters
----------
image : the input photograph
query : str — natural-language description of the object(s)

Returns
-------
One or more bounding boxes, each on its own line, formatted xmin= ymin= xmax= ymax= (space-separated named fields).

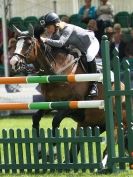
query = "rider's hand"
xmin=40 ymin=37 xmax=47 ymax=43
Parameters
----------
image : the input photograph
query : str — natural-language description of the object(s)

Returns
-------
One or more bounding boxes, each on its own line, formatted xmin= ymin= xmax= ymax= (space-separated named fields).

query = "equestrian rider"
xmin=40 ymin=12 xmax=99 ymax=97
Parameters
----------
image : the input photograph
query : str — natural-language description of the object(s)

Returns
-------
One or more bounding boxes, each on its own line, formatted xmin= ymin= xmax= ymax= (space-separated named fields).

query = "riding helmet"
xmin=40 ymin=12 xmax=60 ymax=27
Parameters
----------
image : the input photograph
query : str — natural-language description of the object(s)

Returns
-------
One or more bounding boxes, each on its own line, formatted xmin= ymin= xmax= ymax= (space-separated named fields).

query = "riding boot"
xmin=87 ymin=59 xmax=98 ymax=97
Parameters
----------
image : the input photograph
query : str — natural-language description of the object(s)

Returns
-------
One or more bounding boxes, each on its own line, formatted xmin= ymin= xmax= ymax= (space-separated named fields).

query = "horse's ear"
xmin=28 ymin=24 xmax=34 ymax=37
xmin=13 ymin=25 xmax=22 ymax=36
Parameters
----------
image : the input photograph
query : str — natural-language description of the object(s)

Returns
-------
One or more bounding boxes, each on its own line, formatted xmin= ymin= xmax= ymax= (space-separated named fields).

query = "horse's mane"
xmin=34 ymin=25 xmax=68 ymax=54
xmin=34 ymin=25 xmax=45 ymax=40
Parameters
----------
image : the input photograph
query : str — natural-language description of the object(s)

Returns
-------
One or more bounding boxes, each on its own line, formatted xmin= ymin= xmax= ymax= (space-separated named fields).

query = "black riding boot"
xmin=87 ymin=60 xmax=98 ymax=97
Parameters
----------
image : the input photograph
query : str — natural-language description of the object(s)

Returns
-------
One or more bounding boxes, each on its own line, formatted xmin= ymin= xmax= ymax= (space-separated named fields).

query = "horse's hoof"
xmin=38 ymin=151 xmax=42 ymax=159
xmin=97 ymin=168 xmax=113 ymax=174
xmin=46 ymin=153 xmax=57 ymax=162
xmin=102 ymin=154 xmax=108 ymax=168
xmin=38 ymin=151 xmax=57 ymax=161
xmin=63 ymin=159 xmax=73 ymax=163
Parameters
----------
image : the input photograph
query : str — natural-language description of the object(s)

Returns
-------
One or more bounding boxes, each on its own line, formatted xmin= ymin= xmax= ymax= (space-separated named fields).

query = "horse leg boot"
xmin=87 ymin=59 xmax=98 ymax=97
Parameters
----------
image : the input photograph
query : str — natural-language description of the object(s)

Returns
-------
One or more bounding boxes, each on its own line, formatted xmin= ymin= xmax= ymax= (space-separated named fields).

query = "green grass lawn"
xmin=0 ymin=114 xmax=77 ymax=132
xmin=0 ymin=171 xmax=133 ymax=177
xmin=0 ymin=114 xmax=133 ymax=177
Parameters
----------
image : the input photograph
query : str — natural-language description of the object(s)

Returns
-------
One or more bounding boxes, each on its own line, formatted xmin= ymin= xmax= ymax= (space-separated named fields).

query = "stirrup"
xmin=87 ymin=85 xmax=98 ymax=98
xmin=89 ymin=88 xmax=98 ymax=96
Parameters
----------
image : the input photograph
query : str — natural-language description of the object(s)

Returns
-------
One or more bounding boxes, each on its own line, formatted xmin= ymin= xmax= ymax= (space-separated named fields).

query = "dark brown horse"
xmin=10 ymin=25 xmax=127 ymax=165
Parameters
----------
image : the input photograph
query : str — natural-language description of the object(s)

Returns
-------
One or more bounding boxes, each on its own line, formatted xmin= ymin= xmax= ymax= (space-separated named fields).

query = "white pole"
xmin=53 ymin=0 xmax=57 ymax=13
xmin=78 ymin=100 xmax=104 ymax=109
xmin=2 ymin=0 xmax=9 ymax=76
xmin=8 ymin=0 xmax=12 ymax=20
xmin=72 ymin=0 xmax=79 ymax=14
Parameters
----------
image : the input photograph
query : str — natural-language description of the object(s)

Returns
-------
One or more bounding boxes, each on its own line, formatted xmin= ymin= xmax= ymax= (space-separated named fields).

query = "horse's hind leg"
xmin=102 ymin=146 xmax=108 ymax=169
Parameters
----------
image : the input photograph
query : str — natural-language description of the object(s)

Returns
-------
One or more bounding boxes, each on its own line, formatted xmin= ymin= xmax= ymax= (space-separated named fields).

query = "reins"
xmin=13 ymin=35 xmax=82 ymax=75
xmin=40 ymin=42 xmax=82 ymax=74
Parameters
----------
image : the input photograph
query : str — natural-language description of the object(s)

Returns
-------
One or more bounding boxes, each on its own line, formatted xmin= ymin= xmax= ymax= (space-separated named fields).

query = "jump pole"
xmin=0 ymin=74 xmax=103 ymax=84
xmin=0 ymin=100 xmax=104 ymax=110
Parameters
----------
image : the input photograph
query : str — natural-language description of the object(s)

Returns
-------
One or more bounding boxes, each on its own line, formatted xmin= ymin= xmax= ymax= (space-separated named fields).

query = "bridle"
xmin=13 ymin=36 xmax=36 ymax=61
xmin=12 ymin=35 xmax=40 ymax=74
xmin=12 ymin=34 xmax=56 ymax=74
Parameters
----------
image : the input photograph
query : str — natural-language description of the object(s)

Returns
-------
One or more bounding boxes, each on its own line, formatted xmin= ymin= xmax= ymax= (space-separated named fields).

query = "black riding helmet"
xmin=40 ymin=12 xmax=60 ymax=27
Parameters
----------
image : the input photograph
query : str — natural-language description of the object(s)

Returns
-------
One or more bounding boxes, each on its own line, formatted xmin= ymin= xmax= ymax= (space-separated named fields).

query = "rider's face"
xmin=46 ymin=25 xmax=56 ymax=35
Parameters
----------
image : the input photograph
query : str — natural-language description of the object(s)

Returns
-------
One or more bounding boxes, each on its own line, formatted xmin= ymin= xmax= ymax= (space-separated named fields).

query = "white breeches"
xmin=86 ymin=37 xmax=99 ymax=62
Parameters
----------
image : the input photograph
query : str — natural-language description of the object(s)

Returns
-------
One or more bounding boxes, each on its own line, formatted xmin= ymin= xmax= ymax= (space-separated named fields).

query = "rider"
xmin=39 ymin=12 xmax=99 ymax=97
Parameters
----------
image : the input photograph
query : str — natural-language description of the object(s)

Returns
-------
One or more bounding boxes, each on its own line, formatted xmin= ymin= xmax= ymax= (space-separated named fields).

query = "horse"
xmin=10 ymin=25 xmax=127 ymax=166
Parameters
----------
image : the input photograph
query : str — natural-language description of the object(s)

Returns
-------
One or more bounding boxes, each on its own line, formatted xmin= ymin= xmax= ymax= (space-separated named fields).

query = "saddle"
xmin=60 ymin=47 xmax=88 ymax=73
xmin=41 ymin=41 xmax=88 ymax=74
xmin=68 ymin=48 xmax=88 ymax=73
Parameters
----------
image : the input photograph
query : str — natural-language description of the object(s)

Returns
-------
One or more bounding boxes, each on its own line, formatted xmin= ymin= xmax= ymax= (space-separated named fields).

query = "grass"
xmin=0 ymin=170 xmax=133 ymax=177
xmin=0 ymin=114 xmax=77 ymax=132
xmin=0 ymin=114 xmax=133 ymax=177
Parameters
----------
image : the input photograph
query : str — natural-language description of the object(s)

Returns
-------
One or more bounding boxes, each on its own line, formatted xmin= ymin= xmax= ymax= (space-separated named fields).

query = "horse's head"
xmin=10 ymin=24 xmax=37 ymax=73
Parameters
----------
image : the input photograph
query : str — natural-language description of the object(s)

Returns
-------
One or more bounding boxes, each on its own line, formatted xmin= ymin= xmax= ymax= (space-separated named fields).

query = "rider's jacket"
xmin=46 ymin=23 xmax=96 ymax=54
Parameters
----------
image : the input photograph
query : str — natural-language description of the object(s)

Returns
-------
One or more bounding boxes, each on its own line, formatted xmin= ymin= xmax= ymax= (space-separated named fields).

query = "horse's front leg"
xmin=32 ymin=109 xmax=50 ymax=159
xmin=32 ymin=109 xmax=47 ymax=136
xmin=46 ymin=109 xmax=84 ymax=162
xmin=69 ymin=123 xmax=81 ymax=163
xmin=45 ymin=110 xmax=70 ymax=161
xmin=52 ymin=110 xmax=70 ymax=137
